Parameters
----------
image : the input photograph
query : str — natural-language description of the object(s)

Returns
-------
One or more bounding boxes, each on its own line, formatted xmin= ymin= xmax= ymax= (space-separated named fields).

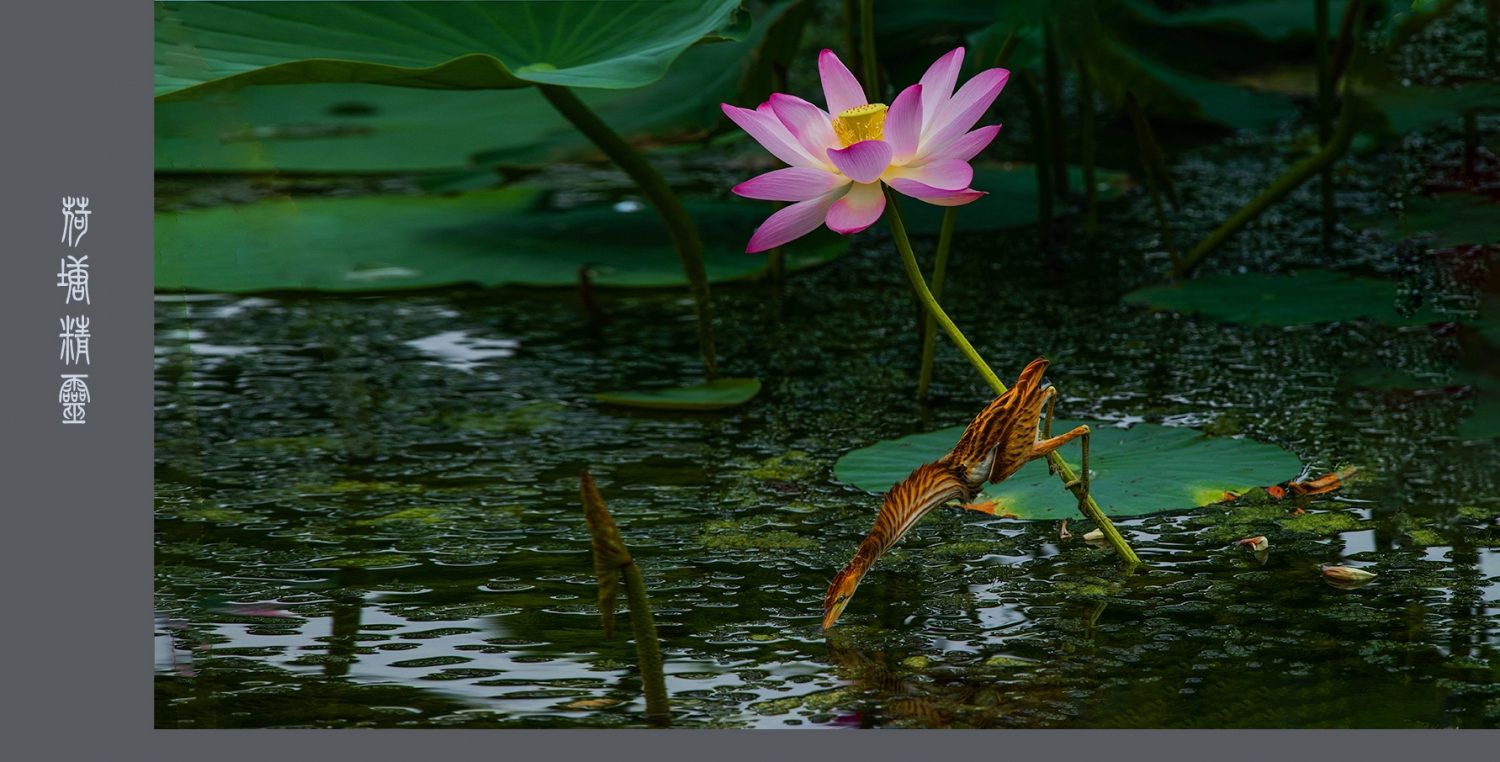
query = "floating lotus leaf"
xmin=594 ymin=379 xmax=762 ymax=411
xmin=834 ymin=420 xmax=1303 ymax=520
xmin=1459 ymin=394 xmax=1500 ymax=441
xmin=155 ymin=0 xmax=748 ymax=101
xmin=154 ymin=189 xmax=844 ymax=293
xmin=1365 ymin=83 xmax=1500 ymax=135
xmin=155 ymin=1 xmax=814 ymax=172
xmin=1355 ymin=193 xmax=1500 ymax=249
xmin=1123 ymin=269 xmax=1443 ymax=327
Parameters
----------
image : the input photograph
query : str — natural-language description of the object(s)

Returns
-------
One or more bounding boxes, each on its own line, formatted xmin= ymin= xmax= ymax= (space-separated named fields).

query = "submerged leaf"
xmin=1124 ymin=269 xmax=1444 ymax=327
xmin=835 ymin=420 xmax=1302 ymax=520
xmin=594 ymin=378 xmax=762 ymax=411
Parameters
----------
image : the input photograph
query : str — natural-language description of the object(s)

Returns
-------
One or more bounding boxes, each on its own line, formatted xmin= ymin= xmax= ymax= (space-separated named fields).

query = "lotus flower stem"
xmin=1017 ymin=71 xmax=1054 ymax=243
xmin=917 ymin=207 xmax=958 ymax=399
xmin=579 ymin=470 xmax=670 ymax=727
xmin=884 ymin=188 xmax=1141 ymax=565
xmin=1043 ymin=21 xmax=1069 ymax=197
xmin=859 ymin=0 xmax=878 ymax=101
xmin=1079 ymin=55 xmax=1098 ymax=240
xmin=539 ymin=84 xmax=719 ymax=381
xmin=1316 ymin=0 xmax=1335 ymax=252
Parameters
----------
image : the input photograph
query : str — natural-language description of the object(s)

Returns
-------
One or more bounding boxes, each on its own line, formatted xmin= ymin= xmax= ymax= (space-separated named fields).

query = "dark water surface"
xmin=155 ymin=115 xmax=1500 ymax=728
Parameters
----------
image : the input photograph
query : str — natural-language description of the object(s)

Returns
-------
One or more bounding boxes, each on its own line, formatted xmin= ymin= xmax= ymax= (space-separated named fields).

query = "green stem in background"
xmin=1043 ymin=21 xmax=1069 ymax=197
xmin=842 ymin=0 xmax=860 ymax=72
xmin=1125 ymin=93 xmax=1178 ymax=269
xmin=884 ymin=187 xmax=1142 ymax=566
xmin=1079 ymin=55 xmax=1098 ymax=240
xmin=580 ymin=470 xmax=670 ymax=727
xmin=1170 ymin=91 xmax=1359 ymax=280
xmin=917 ymin=207 xmax=958 ymax=399
xmin=1316 ymin=0 xmax=1335 ymax=253
xmin=1331 ymin=0 xmax=1363 ymax=85
xmin=1464 ymin=108 xmax=1480 ymax=177
xmin=1018 ymin=71 xmax=1054 ymax=244
xmin=1488 ymin=0 xmax=1498 ymax=77
xmin=766 ymin=65 xmax=789 ymax=280
xmin=539 ymin=84 xmax=719 ymax=381
xmin=859 ymin=0 xmax=879 ymax=101
xmin=767 ymin=203 xmax=787 ymax=279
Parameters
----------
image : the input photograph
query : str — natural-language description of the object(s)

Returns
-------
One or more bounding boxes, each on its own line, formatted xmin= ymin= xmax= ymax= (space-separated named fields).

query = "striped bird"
xmin=822 ymin=357 xmax=1091 ymax=630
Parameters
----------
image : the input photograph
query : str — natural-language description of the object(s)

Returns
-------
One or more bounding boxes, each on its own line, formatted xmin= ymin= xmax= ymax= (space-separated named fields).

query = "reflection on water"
xmin=156 ymin=119 xmax=1499 ymax=729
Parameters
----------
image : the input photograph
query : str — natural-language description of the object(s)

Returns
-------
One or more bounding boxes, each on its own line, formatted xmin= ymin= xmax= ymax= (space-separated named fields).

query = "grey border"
xmin=0 ymin=1 xmax=1494 ymax=759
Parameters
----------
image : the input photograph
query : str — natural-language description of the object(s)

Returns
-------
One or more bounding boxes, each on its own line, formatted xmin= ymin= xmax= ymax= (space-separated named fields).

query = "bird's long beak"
xmin=822 ymin=560 xmax=869 ymax=631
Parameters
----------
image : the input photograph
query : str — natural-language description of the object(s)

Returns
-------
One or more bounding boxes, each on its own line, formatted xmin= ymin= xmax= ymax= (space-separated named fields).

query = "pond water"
xmin=154 ymin=107 xmax=1500 ymax=728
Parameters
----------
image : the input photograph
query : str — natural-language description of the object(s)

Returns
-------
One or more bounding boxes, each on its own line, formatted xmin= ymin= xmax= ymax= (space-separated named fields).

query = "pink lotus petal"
xmin=919 ymin=68 xmax=1009 ymax=159
xmin=825 ymin=181 xmax=886 ymax=234
xmin=885 ymin=84 xmax=924 ymax=164
xmin=826 ymin=140 xmax=894 ymax=184
xmin=722 ymin=103 xmax=824 ymax=169
xmin=917 ymin=47 xmax=965 ymax=133
xmin=888 ymin=178 xmax=986 ymax=206
xmin=747 ymin=186 xmax=848 ymax=253
xmin=769 ymin=93 xmax=842 ymax=161
xmin=921 ymin=125 xmax=1001 ymax=163
xmin=884 ymin=159 xmax=972 ymax=192
xmin=733 ymin=167 xmax=850 ymax=202
xmin=818 ymin=49 xmax=867 ymax=116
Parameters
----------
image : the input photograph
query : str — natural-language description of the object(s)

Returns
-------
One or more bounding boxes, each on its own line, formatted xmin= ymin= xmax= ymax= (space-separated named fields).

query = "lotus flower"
xmin=723 ymin=48 xmax=1008 ymax=253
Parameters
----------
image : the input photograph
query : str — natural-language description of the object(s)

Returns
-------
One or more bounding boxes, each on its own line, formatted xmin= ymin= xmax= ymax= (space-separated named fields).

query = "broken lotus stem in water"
xmin=579 ymin=469 xmax=670 ymax=727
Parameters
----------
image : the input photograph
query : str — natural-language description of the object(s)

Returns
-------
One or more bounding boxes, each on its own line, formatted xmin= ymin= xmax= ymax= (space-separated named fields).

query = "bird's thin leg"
xmin=1031 ymin=424 xmax=1091 ymax=515
xmin=1042 ymin=386 xmax=1058 ymax=475
xmin=1043 ymin=386 xmax=1057 ymax=439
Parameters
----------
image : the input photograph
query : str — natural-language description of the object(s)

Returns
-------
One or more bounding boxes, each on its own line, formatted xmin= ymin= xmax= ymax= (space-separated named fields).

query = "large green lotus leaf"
xmin=1344 ymin=362 xmax=1500 ymax=393
xmin=1124 ymin=269 xmax=1444 ymax=327
xmin=1354 ymin=193 xmax=1500 ymax=248
xmin=156 ymin=1 xmax=812 ymax=172
xmin=870 ymin=1 xmax=1293 ymax=130
xmin=1120 ymin=0 xmax=1353 ymax=41
xmin=834 ymin=420 xmax=1303 ymax=520
xmin=899 ymin=164 xmax=1129 ymax=233
xmin=155 ymin=0 xmax=748 ymax=102
xmin=1096 ymin=41 xmax=1299 ymax=130
xmin=154 ymin=189 xmax=844 ymax=293
xmin=1121 ymin=0 xmax=1420 ymax=41
xmin=594 ymin=378 xmax=762 ymax=411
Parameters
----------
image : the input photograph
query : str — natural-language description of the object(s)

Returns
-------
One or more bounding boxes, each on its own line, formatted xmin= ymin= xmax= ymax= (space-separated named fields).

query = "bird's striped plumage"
xmin=823 ymin=357 xmax=1087 ymax=630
